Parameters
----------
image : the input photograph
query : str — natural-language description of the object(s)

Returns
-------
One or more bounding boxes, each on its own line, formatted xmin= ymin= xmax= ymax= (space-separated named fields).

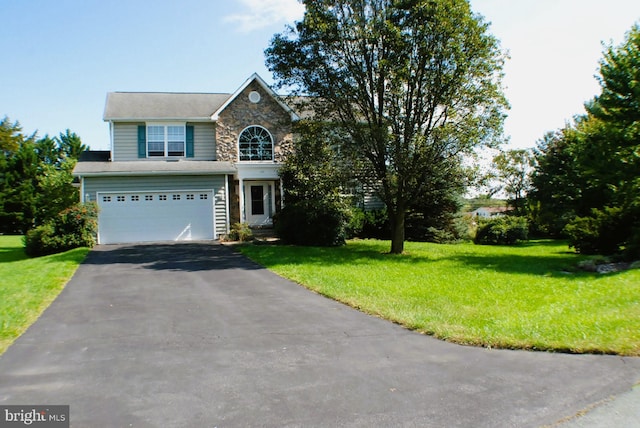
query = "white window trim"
xmin=146 ymin=122 xmax=186 ymax=158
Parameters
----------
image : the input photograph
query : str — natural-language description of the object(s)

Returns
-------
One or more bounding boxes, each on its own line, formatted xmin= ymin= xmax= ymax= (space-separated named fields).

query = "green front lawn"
xmin=0 ymin=236 xmax=88 ymax=354
xmin=239 ymin=239 xmax=640 ymax=356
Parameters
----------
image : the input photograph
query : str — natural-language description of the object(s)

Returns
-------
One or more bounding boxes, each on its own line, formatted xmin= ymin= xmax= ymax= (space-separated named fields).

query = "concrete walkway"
xmin=0 ymin=242 xmax=638 ymax=427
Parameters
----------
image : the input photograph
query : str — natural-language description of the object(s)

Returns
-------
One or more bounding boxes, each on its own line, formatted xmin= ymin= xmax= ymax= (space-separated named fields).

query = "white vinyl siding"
xmin=83 ymin=175 xmax=228 ymax=237
xmin=111 ymin=122 xmax=217 ymax=161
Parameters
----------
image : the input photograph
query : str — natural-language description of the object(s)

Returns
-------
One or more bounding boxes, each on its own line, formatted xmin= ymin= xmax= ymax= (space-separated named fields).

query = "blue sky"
xmin=1 ymin=0 xmax=639 ymax=151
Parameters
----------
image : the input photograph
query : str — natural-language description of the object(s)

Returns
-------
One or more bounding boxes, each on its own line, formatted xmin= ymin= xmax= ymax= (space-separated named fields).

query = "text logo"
xmin=0 ymin=406 xmax=69 ymax=428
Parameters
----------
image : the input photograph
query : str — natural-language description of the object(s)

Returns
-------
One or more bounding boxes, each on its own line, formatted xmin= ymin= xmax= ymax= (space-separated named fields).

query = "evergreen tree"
xmin=531 ymin=24 xmax=640 ymax=256
xmin=0 ymin=116 xmax=85 ymax=234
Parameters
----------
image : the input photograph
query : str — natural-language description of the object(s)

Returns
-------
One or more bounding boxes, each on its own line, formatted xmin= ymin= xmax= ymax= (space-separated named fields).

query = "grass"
xmin=239 ymin=239 xmax=640 ymax=356
xmin=0 ymin=236 xmax=88 ymax=355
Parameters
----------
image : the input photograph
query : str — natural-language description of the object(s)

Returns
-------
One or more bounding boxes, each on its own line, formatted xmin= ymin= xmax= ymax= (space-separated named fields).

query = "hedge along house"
xmin=73 ymin=74 xmax=298 ymax=244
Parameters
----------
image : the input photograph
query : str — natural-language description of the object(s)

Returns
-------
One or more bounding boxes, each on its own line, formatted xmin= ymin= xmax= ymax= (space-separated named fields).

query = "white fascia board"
xmin=235 ymin=162 xmax=282 ymax=180
xmin=75 ymin=170 xmax=235 ymax=178
xmin=102 ymin=117 xmax=212 ymax=122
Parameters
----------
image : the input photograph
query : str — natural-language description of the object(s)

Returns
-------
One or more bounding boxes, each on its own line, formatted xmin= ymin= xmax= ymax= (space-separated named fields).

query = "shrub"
xmin=361 ymin=208 xmax=390 ymax=240
xmin=405 ymin=212 xmax=473 ymax=244
xmin=275 ymin=199 xmax=349 ymax=246
xmin=474 ymin=216 xmax=529 ymax=245
xmin=454 ymin=214 xmax=476 ymax=242
xmin=227 ymin=222 xmax=254 ymax=242
xmin=345 ymin=207 xmax=390 ymax=240
xmin=24 ymin=203 xmax=97 ymax=257
xmin=345 ymin=207 xmax=366 ymax=239
xmin=627 ymin=226 xmax=640 ymax=260
xmin=564 ymin=207 xmax=627 ymax=255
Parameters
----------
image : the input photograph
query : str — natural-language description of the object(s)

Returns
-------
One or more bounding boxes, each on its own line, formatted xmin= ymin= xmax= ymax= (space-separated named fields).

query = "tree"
xmin=266 ymin=0 xmax=507 ymax=253
xmin=58 ymin=129 xmax=88 ymax=161
xmin=1 ymin=140 xmax=40 ymax=233
xmin=530 ymin=23 xmax=640 ymax=256
xmin=0 ymin=117 xmax=85 ymax=234
xmin=405 ymin=162 xmax=467 ymax=242
xmin=582 ymin=24 xmax=640 ymax=214
xmin=491 ymin=149 xmax=533 ymax=216
xmin=0 ymin=117 xmax=23 ymax=155
xmin=36 ymin=159 xmax=78 ymax=227
xmin=276 ymin=121 xmax=352 ymax=246
xmin=530 ymin=127 xmax=585 ymax=236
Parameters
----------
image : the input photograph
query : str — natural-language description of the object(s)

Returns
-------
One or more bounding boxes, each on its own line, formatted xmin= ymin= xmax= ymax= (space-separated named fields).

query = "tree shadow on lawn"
xmin=447 ymin=251 xmax=607 ymax=278
xmin=244 ymin=240 xmax=623 ymax=278
xmin=240 ymin=240 xmax=433 ymax=268
xmin=0 ymin=245 xmax=28 ymax=263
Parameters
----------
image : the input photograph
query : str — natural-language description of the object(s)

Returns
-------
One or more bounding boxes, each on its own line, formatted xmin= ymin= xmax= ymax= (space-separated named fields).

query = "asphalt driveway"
xmin=0 ymin=242 xmax=639 ymax=427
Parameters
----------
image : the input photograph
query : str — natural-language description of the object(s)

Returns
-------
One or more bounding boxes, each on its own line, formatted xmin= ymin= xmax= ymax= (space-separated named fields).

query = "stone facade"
xmin=216 ymin=81 xmax=294 ymax=162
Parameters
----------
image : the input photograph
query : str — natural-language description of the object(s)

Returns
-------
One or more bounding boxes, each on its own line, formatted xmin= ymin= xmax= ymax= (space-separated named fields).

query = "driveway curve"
xmin=1 ymin=242 xmax=638 ymax=427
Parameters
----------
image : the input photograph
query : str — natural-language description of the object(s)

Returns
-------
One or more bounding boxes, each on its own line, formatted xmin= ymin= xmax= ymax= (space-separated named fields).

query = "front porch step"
xmin=250 ymin=227 xmax=278 ymax=240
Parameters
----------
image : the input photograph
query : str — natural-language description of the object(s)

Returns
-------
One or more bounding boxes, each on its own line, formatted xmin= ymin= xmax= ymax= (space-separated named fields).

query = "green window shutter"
xmin=186 ymin=125 xmax=194 ymax=158
xmin=137 ymin=125 xmax=146 ymax=158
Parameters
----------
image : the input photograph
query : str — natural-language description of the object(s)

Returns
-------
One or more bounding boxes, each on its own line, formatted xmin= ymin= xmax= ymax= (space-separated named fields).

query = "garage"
xmin=97 ymin=190 xmax=214 ymax=244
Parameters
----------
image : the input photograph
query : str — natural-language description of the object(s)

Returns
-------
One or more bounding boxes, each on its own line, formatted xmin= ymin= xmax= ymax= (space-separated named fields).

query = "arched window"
xmin=238 ymin=126 xmax=273 ymax=161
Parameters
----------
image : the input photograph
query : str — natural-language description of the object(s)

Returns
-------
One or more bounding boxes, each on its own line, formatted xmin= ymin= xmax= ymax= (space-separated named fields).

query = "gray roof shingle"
xmin=103 ymin=92 xmax=232 ymax=121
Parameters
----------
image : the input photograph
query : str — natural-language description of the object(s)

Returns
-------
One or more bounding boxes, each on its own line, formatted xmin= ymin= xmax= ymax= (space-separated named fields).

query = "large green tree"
xmin=0 ymin=117 xmax=86 ymax=234
xmin=582 ymin=23 xmax=640 ymax=214
xmin=266 ymin=0 xmax=507 ymax=253
xmin=531 ymin=24 xmax=640 ymax=255
xmin=530 ymin=127 xmax=586 ymax=236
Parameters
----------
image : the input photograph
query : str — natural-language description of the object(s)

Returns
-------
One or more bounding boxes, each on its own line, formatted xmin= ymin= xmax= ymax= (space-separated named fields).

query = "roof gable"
xmin=210 ymin=73 xmax=299 ymax=121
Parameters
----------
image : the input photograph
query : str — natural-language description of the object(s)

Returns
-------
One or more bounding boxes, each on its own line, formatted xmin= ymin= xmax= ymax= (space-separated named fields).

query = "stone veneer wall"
xmin=216 ymin=81 xmax=294 ymax=162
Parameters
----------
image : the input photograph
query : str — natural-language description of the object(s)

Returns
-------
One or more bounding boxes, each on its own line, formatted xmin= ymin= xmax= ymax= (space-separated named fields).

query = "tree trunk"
xmin=389 ymin=209 xmax=406 ymax=254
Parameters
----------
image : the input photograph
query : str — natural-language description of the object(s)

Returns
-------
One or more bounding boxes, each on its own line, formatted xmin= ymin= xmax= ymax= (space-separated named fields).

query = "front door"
xmin=244 ymin=182 xmax=271 ymax=226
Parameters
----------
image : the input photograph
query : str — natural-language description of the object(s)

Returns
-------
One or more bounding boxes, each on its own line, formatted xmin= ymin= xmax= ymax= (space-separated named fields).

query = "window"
xmin=239 ymin=126 xmax=273 ymax=161
xmin=186 ymin=194 xmax=194 ymax=200
xmin=131 ymin=195 xmax=139 ymax=202
xmin=250 ymin=185 xmax=265 ymax=215
xmin=199 ymin=194 xmax=208 ymax=200
xmin=117 ymin=196 xmax=126 ymax=202
xmin=159 ymin=195 xmax=167 ymax=201
xmin=172 ymin=194 xmax=181 ymax=200
xmin=147 ymin=124 xmax=185 ymax=157
xmin=145 ymin=195 xmax=153 ymax=201
xmin=102 ymin=196 xmax=111 ymax=202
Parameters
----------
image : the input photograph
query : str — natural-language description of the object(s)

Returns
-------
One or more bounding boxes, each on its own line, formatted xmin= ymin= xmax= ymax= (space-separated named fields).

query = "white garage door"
xmin=97 ymin=190 xmax=214 ymax=244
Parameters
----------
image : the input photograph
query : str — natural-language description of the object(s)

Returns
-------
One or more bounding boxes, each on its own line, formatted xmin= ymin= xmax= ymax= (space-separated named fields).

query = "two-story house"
xmin=73 ymin=74 xmax=298 ymax=244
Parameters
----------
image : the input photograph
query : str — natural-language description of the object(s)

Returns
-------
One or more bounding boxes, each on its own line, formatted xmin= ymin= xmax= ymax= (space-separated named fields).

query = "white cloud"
xmin=224 ymin=0 xmax=305 ymax=33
